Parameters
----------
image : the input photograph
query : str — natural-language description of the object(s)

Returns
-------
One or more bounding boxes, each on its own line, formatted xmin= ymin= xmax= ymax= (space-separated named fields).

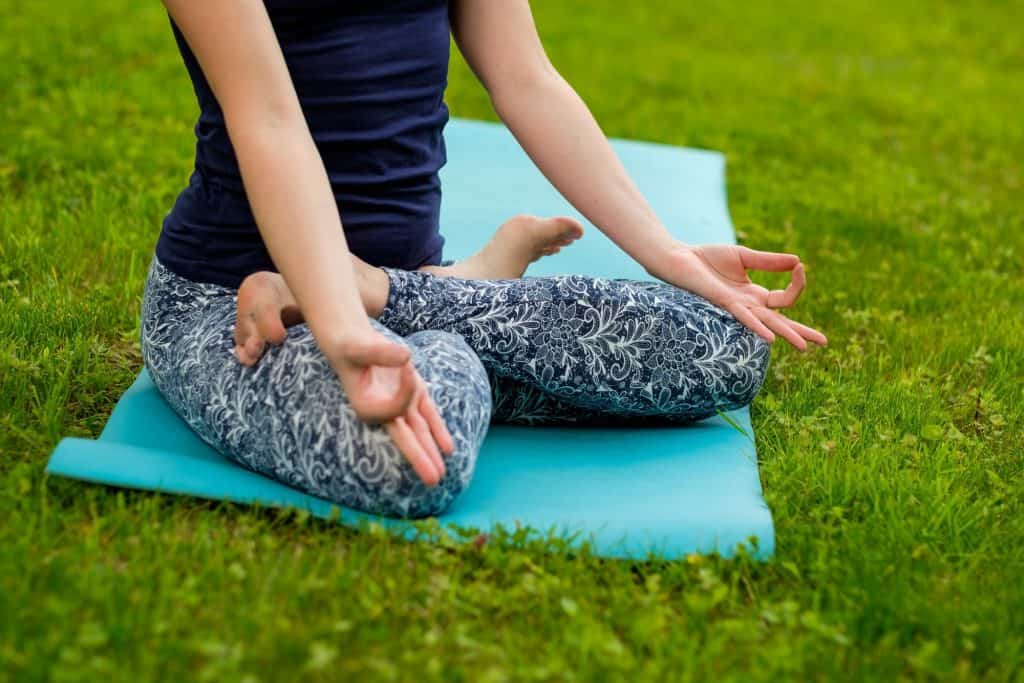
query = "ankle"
xmin=351 ymin=258 xmax=390 ymax=319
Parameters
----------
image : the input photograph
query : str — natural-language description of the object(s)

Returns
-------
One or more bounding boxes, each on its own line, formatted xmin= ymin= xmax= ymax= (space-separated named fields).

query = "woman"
xmin=141 ymin=0 xmax=827 ymax=519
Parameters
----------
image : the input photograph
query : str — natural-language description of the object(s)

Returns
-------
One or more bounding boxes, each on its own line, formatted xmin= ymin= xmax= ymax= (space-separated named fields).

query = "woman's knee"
xmin=405 ymin=329 xmax=492 ymax=429
xmin=395 ymin=446 xmax=476 ymax=518
xmin=280 ymin=389 xmax=484 ymax=520
xmin=356 ymin=328 xmax=492 ymax=519
xmin=718 ymin=329 xmax=771 ymax=409
xmin=646 ymin=300 xmax=772 ymax=418
xmin=341 ymin=425 xmax=480 ymax=520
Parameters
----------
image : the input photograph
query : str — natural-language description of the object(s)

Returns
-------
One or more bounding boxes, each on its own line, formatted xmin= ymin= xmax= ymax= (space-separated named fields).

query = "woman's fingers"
xmin=386 ymin=416 xmax=440 ymax=487
xmin=348 ymin=361 xmax=448 ymax=487
xmin=726 ymin=303 xmax=775 ymax=343
xmin=784 ymin=317 xmax=828 ymax=346
xmin=757 ymin=307 xmax=828 ymax=350
xmin=404 ymin=403 xmax=445 ymax=481
xmin=692 ymin=244 xmax=826 ymax=351
xmin=756 ymin=307 xmax=807 ymax=351
xmin=386 ymin=370 xmax=451 ymax=486
xmin=415 ymin=379 xmax=455 ymax=455
xmin=727 ymin=301 xmax=827 ymax=351
xmin=739 ymin=246 xmax=801 ymax=272
xmin=354 ymin=363 xmax=417 ymax=423
xmin=766 ymin=262 xmax=806 ymax=309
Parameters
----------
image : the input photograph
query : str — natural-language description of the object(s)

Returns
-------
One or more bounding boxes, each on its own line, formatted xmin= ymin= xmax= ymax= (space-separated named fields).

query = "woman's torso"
xmin=156 ymin=0 xmax=451 ymax=288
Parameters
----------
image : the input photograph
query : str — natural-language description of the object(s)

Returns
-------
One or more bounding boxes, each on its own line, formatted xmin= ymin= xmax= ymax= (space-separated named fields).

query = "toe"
xmin=245 ymin=335 xmax=265 ymax=362
xmin=255 ymin=305 xmax=288 ymax=345
xmin=554 ymin=216 xmax=584 ymax=242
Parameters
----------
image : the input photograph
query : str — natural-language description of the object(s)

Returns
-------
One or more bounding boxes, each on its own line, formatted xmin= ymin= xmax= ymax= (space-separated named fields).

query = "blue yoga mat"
xmin=47 ymin=118 xmax=774 ymax=560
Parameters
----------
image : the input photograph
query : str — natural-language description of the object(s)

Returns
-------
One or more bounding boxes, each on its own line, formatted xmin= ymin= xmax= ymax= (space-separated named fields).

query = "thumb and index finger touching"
xmin=738 ymin=246 xmax=809 ymax=309
xmin=738 ymin=246 xmax=800 ymax=273
xmin=736 ymin=246 xmax=829 ymax=347
xmin=344 ymin=335 xmax=420 ymax=422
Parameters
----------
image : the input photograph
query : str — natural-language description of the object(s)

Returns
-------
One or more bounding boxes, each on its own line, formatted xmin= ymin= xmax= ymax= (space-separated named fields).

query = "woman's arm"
xmin=165 ymin=0 xmax=366 ymax=353
xmin=451 ymin=0 xmax=826 ymax=350
xmin=450 ymin=1 xmax=676 ymax=272
xmin=163 ymin=0 xmax=454 ymax=483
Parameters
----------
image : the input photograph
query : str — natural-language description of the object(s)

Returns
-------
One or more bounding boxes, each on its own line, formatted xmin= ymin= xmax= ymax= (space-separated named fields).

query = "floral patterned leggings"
xmin=140 ymin=253 xmax=770 ymax=519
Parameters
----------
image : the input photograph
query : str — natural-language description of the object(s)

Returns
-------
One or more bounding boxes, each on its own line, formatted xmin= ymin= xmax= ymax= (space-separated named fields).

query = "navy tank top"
xmin=156 ymin=0 xmax=450 ymax=288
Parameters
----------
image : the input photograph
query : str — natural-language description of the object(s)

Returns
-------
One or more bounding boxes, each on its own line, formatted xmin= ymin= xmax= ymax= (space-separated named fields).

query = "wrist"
xmin=643 ymin=239 xmax=695 ymax=281
xmin=307 ymin=304 xmax=374 ymax=356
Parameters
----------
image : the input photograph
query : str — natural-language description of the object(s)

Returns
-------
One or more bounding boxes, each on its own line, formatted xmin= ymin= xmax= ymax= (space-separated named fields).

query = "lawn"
xmin=2 ymin=1 xmax=1022 ymax=680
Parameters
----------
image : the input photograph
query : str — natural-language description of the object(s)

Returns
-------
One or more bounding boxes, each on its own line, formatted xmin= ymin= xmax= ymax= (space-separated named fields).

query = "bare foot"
xmin=420 ymin=214 xmax=584 ymax=280
xmin=233 ymin=272 xmax=298 ymax=365
xmin=231 ymin=214 xmax=584 ymax=364
xmin=232 ymin=256 xmax=389 ymax=366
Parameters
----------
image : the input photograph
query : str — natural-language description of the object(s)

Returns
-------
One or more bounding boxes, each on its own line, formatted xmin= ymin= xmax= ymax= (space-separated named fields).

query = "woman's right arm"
xmin=163 ymin=0 xmax=454 ymax=485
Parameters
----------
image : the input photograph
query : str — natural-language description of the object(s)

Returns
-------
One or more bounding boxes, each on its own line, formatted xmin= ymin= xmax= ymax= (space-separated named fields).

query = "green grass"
xmin=2 ymin=0 xmax=1022 ymax=680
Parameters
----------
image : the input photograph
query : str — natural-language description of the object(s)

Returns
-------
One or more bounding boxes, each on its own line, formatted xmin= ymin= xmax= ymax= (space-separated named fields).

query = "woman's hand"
xmin=232 ymin=278 xmax=455 ymax=487
xmin=325 ymin=330 xmax=456 ymax=488
xmin=647 ymin=243 xmax=828 ymax=351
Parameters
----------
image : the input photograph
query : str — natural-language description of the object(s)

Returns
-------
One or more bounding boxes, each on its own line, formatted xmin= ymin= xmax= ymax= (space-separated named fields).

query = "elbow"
xmin=224 ymin=98 xmax=307 ymax=141
xmin=488 ymin=62 xmax=564 ymax=115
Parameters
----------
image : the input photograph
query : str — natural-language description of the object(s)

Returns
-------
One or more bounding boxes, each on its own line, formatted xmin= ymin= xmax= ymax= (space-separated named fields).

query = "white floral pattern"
xmin=140 ymin=255 xmax=492 ymax=519
xmin=140 ymin=253 xmax=770 ymax=519
xmin=376 ymin=267 xmax=771 ymax=424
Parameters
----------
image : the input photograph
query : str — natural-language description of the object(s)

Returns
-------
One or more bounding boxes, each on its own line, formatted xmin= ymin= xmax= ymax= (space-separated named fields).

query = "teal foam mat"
xmin=47 ymin=118 xmax=774 ymax=560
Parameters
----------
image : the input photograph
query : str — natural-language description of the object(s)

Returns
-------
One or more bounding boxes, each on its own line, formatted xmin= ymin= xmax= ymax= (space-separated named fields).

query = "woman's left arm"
xmin=451 ymin=0 xmax=827 ymax=350
xmin=451 ymin=0 xmax=675 ymax=272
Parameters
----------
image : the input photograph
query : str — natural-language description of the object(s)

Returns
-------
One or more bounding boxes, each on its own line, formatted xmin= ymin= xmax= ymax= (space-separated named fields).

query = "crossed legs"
xmin=377 ymin=267 xmax=771 ymax=426
xmin=140 ymin=255 xmax=492 ymax=519
xmin=142 ymin=216 xmax=771 ymax=519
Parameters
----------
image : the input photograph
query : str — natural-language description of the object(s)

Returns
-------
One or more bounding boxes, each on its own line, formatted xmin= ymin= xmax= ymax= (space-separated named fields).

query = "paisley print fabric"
xmin=140 ymin=253 xmax=770 ymax=519
xmin=140 ymin=255 xmax=492 ymax=519
xmin=376 ymin=266 xmax=771 ymax=425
